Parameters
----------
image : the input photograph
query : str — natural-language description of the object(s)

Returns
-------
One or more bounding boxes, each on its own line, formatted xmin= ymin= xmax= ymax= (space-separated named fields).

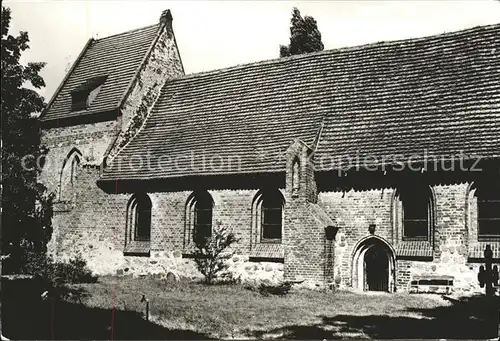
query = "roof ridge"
xmin=95 ymin=23 xmax=159 ymax=42
xmin=174 ymin=23 xmax=500 ymax=82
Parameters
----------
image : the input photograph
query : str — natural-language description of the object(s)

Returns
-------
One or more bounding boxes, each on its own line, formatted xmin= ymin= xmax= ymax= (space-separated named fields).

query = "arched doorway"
xmin=352 ymin=236 xmax=396 ymax=292
xmin=364 ymin=244 xmax=389 ymax=291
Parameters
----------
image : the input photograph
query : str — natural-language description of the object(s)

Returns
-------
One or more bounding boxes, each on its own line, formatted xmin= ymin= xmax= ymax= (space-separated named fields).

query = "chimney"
xmin=159 ymin=9 xmax=173 ymax=27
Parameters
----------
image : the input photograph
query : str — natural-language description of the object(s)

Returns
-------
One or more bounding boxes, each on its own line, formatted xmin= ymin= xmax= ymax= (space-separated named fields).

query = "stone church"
xmin=39 ymin=10 xmax=500 ymax=293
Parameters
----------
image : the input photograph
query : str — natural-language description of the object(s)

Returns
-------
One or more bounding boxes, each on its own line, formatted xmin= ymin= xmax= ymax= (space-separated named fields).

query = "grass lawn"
xmin=65 ymin=276 xmax=498 ymax=339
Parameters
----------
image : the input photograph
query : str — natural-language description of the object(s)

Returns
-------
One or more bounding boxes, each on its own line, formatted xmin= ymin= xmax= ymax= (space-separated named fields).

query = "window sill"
xmin=477 ymin=236 xmax=500 ymax=242
xmin=259 ymin=239 xmax=282 ymax=244
xmin=402 ymin=237 xmax=429 ymax=242
xmin=468 ymin=243 xmax=500 ymax=262
xmin=395 ymin=241 xmax=433 ymax=260
xmin=124 ymin=241 xmax=150 ymax=257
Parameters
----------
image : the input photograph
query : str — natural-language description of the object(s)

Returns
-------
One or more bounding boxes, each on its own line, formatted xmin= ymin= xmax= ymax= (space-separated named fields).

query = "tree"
xmin=280 ymin=7 xmax=324 ymax=57
xmin=193 ymin=221 xmax=239 ymax=285
xmin=1 ymin=6 xmax=53 ymax=273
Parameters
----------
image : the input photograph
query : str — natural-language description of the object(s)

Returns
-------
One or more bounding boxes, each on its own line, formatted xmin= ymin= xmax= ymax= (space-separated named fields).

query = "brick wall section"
xmin=49 ymin=165 xmax=129 ymax=273
xmin=282 ymin=140 xmax=332 ymax=287
xmin=408 ymin=183 xmax=482 ymax=293
xmin=39 ymin=120 xmax=116 ymax=195
xmin=284 ymin=201 xmax=324 ymax=284
xmin=44 ymin=163 xmax=492 ymax=292
xmin=49 ymin=175 xmax=284 ymax=281
xmin=318 ymin=189 xmax=394 ymax=287
xmin=147 ymin=190 xmax=255 ymax=253
xmin=317 ymin=182 xmax=491 ymax=293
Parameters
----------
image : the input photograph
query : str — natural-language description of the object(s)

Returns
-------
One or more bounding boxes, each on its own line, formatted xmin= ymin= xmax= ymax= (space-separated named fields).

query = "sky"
xmin=4 ymin=0 xmax=500 ymax=102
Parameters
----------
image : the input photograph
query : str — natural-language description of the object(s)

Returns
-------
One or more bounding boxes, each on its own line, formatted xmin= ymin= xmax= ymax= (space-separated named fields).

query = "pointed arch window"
xmin=262 ymin=190 xmax=284 ymax=241
xmin=70 ymin=155 xmax=80 ymax=186
xmin=396 ymin=185 xmax=433 ymax=241
xmin=59 ymin=148 xmax=82 ymax=201
xmin=252 ymin=189 xmax=284 ymax=244
xmin=292 ymin=158 xmax=300 ymax=197
xmin=127 ymin=193 xmax=152 ymax=243
xmin=476 ymin=183 xmax=500 ymax=238
xmin=186 ymin=191 xmax=214 ymax=246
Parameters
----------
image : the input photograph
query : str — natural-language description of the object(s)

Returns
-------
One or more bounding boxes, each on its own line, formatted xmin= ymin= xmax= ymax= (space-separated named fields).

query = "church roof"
xmin=41 ymin=24 xmax=161 ymax=122
xmin=101 ymin=23 xmax=500 ymax=181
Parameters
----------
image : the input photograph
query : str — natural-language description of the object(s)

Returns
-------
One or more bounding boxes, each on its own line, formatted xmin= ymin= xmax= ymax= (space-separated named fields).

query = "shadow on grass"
xmin=1 ymin=277 xmax=212 ymax=340
xmin=3 ymin=299 xmax=212 ymax=340
xmin=251 ymin=294 xmax=499 ymax=339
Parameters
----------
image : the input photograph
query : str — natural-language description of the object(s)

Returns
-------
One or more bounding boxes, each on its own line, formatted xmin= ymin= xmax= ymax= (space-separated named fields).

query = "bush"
xmin=19 ymin=249 xmax=54 ymax=279
xmin=53 ymin=254 xmax=97 ymax=284
xmin=20 ymin=251 xmax=97 ymax=284
xmin=18 ymin=251 xmax=96 ymax=302
xmin=193 ymin=221 xmax=239 ymax=285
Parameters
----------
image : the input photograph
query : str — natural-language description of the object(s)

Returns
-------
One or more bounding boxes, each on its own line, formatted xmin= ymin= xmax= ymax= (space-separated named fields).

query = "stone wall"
xmin=49 ymin=175 xmax=284 ymax=283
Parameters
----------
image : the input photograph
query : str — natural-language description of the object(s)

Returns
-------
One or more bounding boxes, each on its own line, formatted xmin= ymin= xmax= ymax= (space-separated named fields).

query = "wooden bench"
xmin=409 ymin=275 xmax=454 ymax=294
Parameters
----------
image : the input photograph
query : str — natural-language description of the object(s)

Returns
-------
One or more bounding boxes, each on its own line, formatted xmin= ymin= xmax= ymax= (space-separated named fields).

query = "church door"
xmin=364 ymin=245 xmax=389 ymax=292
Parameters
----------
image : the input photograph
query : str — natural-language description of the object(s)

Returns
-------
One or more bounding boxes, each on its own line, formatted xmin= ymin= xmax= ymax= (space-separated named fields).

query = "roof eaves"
xmin=40 ymin=38 xmax=95 ymax=121
xmin=98 ymin=168 xmax=285 ymax=184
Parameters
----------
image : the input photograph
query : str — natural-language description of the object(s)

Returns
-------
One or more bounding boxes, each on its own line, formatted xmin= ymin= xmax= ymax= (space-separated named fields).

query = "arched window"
xmin=475 ymin=183 xmax=500 ymax=238
xmin=70 ymin=155 xmax=80 ymax=186
xmin=59 ymin=147 xmax=82 ymax=201
xmin=127 ymin=194 xmax=152 ymax=242
xmin=186 ymin=191 xmax=214 ymax=245
xmin=254 ymin=189 xmax=284 ymax=242
xmin=395 ymin=185 xmax=433 ymax=240
xmin=292 ymin=158 xmax=300 ymax=196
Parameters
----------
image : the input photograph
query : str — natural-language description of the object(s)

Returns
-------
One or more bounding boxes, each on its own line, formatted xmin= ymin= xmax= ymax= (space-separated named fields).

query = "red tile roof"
xmin=41 ymin=24 xmax=161 ymax=122
xmin=101 ymin=24 xmax=500 ymax=181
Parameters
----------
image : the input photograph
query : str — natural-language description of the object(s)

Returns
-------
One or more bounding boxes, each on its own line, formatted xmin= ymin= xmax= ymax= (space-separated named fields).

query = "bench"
xmin=409 ymin=275 xmax=454 ymax=294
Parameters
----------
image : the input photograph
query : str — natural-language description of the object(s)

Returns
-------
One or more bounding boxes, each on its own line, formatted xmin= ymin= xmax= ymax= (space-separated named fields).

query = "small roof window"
xmin=70 ymin=75 xmax=108 ymax=111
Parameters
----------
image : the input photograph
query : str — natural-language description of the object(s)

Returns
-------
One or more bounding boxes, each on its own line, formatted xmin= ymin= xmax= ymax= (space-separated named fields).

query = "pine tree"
xmin=280 ymin=7 xmax=324 ymax=57
xmin=193 ymin=222 xmax=239 ymax=285
xmin=1 ymin=6 xmax=54 ymax=273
